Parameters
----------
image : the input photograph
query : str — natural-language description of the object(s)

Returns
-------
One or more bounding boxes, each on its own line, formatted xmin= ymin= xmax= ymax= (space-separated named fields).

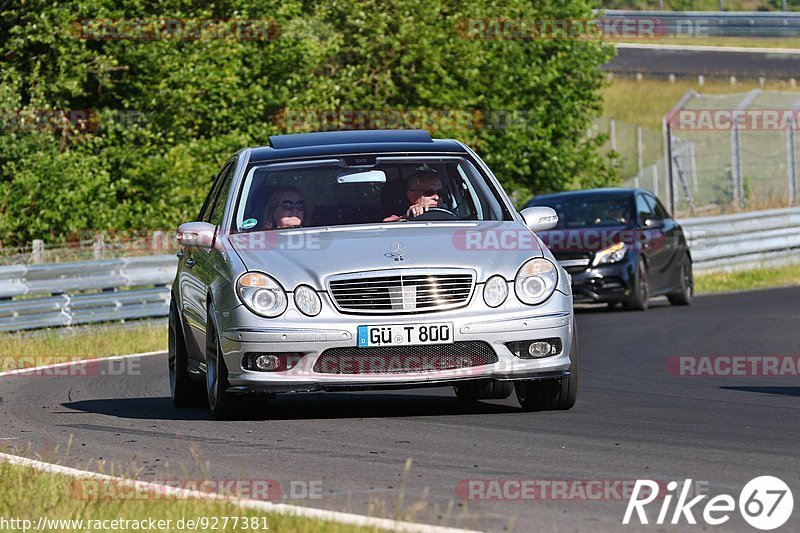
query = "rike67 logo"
xmin=623 ymin=476 xmax=793 ymax=530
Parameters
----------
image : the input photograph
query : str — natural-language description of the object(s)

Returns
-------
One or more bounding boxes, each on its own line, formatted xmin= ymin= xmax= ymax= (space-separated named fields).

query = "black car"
xmin=524 ymin=188 xmax=693 ymax=310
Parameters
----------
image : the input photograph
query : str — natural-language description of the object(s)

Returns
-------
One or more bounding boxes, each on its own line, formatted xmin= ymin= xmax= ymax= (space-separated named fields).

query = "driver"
xmin=383 ymin=170 xmax=444 ymax=222
xmin=606 ymin=202 xmax=628 ymax=224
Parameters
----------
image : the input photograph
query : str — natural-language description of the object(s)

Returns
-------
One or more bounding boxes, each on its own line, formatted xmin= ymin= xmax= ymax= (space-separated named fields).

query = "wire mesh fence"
xmin=666 ymin=89 xmax=800 ymax=217
xmin=0 ymin=231 xmax=178 ymax=266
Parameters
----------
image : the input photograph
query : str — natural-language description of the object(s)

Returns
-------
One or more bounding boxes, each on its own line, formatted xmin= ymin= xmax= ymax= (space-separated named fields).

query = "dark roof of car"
xmin=248 ymin=129 xmax=467 ymax=162
xmin=525 ymin=188 xmax=643 ymax=206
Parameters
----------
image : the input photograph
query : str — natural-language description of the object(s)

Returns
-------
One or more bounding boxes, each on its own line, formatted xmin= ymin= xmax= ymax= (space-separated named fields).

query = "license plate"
xmin=357 ymin=323 xmax=454 ymax=347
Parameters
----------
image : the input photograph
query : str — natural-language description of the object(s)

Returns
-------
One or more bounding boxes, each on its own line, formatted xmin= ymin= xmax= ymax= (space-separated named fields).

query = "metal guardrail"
xmin=0 ymin=208 xmax=797 ymax=331
xmin=0 ymin=256 xmax=176 ymax=332
xmin=601 ymin=10 xmax=800 ymax=37
xmin=681 ymin=207 xmax=800 ymax=273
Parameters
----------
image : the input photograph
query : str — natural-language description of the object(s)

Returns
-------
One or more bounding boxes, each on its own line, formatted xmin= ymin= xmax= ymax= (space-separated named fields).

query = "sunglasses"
xmin=410 ymin=189 xmax=445 ymax=197
xmin=280 ymin=200 xmax=306 ymax=211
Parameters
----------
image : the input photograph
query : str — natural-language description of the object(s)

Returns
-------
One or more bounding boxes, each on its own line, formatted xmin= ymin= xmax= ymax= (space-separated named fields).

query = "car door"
xmin=179 ymin=159 xmax=236 ymax=364
xmin=635 ymin=192 xmax=669 ymax=293
xmin=647 ymin=192 xmax=684 ymax=290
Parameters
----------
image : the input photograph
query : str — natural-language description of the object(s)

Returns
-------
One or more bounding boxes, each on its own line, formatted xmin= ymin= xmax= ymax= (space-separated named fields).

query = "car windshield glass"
xmin=529 ymin=195 xmax=633 ymax=228
xmin=234 ymin=156 xmax=510 ymax=231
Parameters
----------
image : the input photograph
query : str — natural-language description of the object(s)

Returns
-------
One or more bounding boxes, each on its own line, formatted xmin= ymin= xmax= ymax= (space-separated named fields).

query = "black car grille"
xmin=328 ymin=270 xmax=474 ymax=314
xmin=313 ymin=342 xmax=497 ymax=374
xmin=553 ymin=251 xmax=592 ymax=274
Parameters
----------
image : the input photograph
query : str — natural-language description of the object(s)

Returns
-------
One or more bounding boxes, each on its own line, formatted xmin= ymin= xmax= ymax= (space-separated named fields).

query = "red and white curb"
xmin=0 ymin=351 xmax=479 ymax=533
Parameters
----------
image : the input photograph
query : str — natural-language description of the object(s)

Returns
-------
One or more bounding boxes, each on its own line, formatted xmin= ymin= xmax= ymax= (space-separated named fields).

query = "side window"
xmin=635 ymin=194 xmax=655 ymax=226
xmin=648 ymin=194 xmax=670 ymax=219
xmin=198 ymin=162 xmax=231 ymax=222
xmin=209 ymin=159 xmax=237 ymax=226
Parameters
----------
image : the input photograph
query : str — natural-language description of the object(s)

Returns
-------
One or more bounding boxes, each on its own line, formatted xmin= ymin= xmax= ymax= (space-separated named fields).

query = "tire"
xmin=667 ymin=254 xmax=693 ymax=306
xmin=168 ymin=301 xmax=206 ymax=408
xmin=624 ymin=257 xmax=649 ymax=311
xmin=454 ymin=381 xmax=513 ymax=401
xmin=515 ymin=324 xmax=579 ymax=412
xmin=205 ymin=309 xmax=241 ymax=421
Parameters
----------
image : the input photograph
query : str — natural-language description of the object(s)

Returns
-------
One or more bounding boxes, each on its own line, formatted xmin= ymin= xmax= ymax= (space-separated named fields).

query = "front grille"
xmin=553 ymin=251 xmax=592 ymax=274
xmin=313 ymin=342 xmax=497 ymax=374
xmin=327 ymin=269 xmax=475 ymax=314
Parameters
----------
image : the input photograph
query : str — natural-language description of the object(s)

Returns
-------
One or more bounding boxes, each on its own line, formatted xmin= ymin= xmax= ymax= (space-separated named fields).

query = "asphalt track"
xmin=2 ymin=287 xmax=799 ymax=531
xmin=606 ymin=45 xmax=800 ymax=77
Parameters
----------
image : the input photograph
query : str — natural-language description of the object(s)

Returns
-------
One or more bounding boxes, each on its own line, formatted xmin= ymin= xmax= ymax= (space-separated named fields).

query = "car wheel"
xmin=515 ymin=325 xmax=579 ymax=412
xmin=624 ymin=257 xmax=649 ymax=311
xmin=168 ymin=301 xmax=206 ymax=407
xmin=454 ymin=381 xmax=513 ymax=401
xmin=667 ymin=254 xmax=693 ymax=306
xmin=205 ymin=311 xmax=241 ymax=421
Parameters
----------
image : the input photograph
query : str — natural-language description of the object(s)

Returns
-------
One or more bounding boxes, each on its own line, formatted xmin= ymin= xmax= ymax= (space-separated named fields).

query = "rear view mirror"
xmin=337 ymin=169 xmax=387 ymax=184
xmin=520 ymin=206 xmax=558 ymax=232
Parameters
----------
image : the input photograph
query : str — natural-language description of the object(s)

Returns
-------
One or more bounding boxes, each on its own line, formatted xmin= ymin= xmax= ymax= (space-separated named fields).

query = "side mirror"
xmin=643 ymin=217 xmax=664 ymax=228
xmin=520 ymin=206 xmax=558 ymax=232
xmin=176 ymin=222 xmax=216 ymax=249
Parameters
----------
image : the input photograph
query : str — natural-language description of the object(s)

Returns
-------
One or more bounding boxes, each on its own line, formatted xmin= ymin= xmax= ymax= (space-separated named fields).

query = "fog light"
xmin=528 ymin=342 xmax=552 ymax=357
xmin=254 ymin=355 xmax=280 ymax=371
xmin=505 ymin=338 xmax=563 ymax=359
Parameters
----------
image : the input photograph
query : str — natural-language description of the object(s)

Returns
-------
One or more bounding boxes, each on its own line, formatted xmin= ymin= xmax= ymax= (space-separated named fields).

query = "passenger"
xmin=263 ymin=186 xmax=307 ymax=229
xmin=382 ymin=170 xmax=445 ymax=222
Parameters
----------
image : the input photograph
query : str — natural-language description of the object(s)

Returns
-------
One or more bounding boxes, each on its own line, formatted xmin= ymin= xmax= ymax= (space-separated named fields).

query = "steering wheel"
xmin=408 ymin=206 xmax=460 ymax=221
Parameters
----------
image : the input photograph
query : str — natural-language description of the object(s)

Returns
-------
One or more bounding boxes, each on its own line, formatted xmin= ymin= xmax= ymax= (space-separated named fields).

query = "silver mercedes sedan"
xmin=169 ymin=129 xmax=578 ymax=419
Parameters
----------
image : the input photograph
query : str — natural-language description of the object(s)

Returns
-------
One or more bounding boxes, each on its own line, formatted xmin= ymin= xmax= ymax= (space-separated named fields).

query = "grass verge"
xmin=0 ymin=461 xmax=383 ymax=533
xmin=601 ymin=77 xmax=800 ymax=131
xmin=694 ymin=263 xmax=800 ymax=294
xmin=0 ymin=322 xmax=166 ymax=369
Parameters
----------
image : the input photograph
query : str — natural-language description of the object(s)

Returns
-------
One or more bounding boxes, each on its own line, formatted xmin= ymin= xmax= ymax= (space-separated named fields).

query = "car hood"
xmin=538 ymin=225 xmax=634 ymax=253
xmin=228 ymin=221 xmax=544 ymax=290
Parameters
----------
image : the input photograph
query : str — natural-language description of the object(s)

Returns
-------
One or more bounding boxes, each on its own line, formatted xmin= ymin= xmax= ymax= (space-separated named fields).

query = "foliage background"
xmin=0 ymin=0 xmax=615 ymax=246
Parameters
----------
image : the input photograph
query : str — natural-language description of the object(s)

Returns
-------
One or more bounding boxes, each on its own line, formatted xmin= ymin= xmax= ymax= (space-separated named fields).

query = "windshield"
xmin=529 ymin=195 xmax=634 ymax=229
xmin=233 ymin=155 xmax=511 ymax=231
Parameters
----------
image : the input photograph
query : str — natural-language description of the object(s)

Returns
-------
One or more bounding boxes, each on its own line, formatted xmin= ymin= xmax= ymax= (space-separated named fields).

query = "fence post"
xmin=789 ymin=119 xmax=797 ymax=206
xmin=662 ymin=116 xmax=675 ymax=213
xmin=609 ymin=119 xmax=616 ymax=152
xmin=30 ymin=240 xmax=44 ymax=264
xmin=652 ymin=163 xmax=659 ymax=199
xmin=636 ymin=125 xmax=643 ymax=188
xmin=688 ymin=143 xmax=698 ymax=192
xmin=93 ymin=233 xmax=105 ymax=260
xmin=731 ymin=121 xmax=742 ymax=208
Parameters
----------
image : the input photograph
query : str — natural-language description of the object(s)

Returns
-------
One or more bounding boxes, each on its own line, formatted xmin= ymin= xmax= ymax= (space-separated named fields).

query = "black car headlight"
xmin=237 ymin=272 xmax=288 ymax=318
xmin=592 ymin=242 xmax=627 ymax=267
xmin=514 ymin=258 xmax=558 ymax=305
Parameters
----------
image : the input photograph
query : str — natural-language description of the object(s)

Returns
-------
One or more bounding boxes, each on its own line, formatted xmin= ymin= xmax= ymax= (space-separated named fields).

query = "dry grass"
xmin=0 ymin=322 xmax=166 ymax=368
xmin=695 ymin=263 xmax=800 ymax=293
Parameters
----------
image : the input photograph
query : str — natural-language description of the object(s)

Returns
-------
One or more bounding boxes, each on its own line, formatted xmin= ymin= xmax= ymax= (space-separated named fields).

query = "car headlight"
xmin=483 ymin=275 xmax=509 ymax=308
xmin=514 ymin=258 xmax=558 ymax=305
xmin=592 ymin=242 xmax=627 ymax=267
xmin=237 ymin=272 xmax=288 ymax=318
xmin=294 ymin=284 xmax=322 ymax=316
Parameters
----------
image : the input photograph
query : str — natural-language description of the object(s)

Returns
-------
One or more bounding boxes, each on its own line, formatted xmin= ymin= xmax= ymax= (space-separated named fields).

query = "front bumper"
xmin=568 ymin=258 xmax=636 ymax=304
xmin=217 ymin=291 xmax=575 ymax=394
